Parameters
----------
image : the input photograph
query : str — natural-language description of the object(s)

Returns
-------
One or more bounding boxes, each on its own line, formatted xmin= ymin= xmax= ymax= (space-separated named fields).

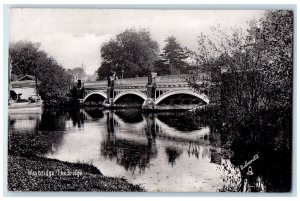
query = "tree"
xmin=97 ymin=28 xmax=159 ymax=79
xmin=9 ymin=41 xmax=72 ymax=105
xmin=254 ymin=10 xmax=293 ymax=110
xmin=97 ymin=62 xmax=112 ymax=80
xmin=9 ymin=41 xmax=41 ymax=78
xmin=67 ymin=67 xmax=87 ymax=81
xmin=187 ymin=10 xmax=293 ymax=119
xmin=155 ymin=36 xmax=189 ymax=75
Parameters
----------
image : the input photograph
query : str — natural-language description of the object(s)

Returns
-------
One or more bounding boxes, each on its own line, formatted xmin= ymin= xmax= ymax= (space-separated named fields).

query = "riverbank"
xmin=8 ymin=155 xmax=145 ymax=192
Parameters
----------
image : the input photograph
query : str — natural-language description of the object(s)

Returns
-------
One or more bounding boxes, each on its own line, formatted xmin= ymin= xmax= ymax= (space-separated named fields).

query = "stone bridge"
xmin=80 ymin=73 xmax=220 ymax=110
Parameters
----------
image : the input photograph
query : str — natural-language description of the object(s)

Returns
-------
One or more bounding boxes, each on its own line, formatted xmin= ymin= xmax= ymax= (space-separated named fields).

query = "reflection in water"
xmin=115 ymin=109 xmax=143 ymax=123
xmin=83 ymin=108 xmax=104 ymax=119
xmin=39 ymin=109 xmax=68 ymax=131
xmin=9 ymin=107 xmax=291 ymax=192
xmin=156 ymin=112 xmax=206 ymax=131
xmin=101 ymin=138 xmax=157 ymax=174
xmin=165 ymin=146 xmax=183 ymax=166
xmin=210 ymin=148 xmax=222 ymax=165
xmin=8 ymin=108 xmax=224 ymax=191
xmin=101 ymin=112 xmax=157 ymax=174
xmin=9 ymin=113 xmax=41 ymax=132
xmin=9 ymin=110 xmax=67 ymax=156
xmin=69 ymin=109 xmax=85 ymax=128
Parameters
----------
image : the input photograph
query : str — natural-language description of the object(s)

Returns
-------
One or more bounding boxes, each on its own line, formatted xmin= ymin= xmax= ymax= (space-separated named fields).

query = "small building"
xmin=10 ymin=75 xmax=38 ymax=100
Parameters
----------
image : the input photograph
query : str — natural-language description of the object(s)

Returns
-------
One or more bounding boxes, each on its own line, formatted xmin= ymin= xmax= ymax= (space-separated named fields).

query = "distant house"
xmin=10 ymin=75 xmax=38 ymax=100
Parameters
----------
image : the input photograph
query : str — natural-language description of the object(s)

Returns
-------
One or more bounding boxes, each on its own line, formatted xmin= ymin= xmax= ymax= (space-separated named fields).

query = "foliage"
xmin=217 ymin=159 xmax=242 ymax=192
xmin=155 ymin=36 xmax=189 ymax=75
xmin=97 ymin=28 xmax=159 ymax=80
xmin=97 ymin=62 xmax=112 ymax=80
xmin=187 ymin=10 xmax=293 ymax=120
xmin=254 ymin=10 xmax=293 ymax=109
xmin=9 ymin=41 xmax=41 ymax=77
xmin=9 ymin=41 xmax=73 ymax=105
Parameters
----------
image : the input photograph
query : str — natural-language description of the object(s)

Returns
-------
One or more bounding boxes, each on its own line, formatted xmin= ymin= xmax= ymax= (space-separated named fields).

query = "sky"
xmin=9 ymin=9 xmax=265 ymax=74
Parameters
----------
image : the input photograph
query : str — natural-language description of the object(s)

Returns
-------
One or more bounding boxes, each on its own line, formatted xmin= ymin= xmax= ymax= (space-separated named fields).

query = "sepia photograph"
xmin=7 ymin=7 xmax=293 ymax=193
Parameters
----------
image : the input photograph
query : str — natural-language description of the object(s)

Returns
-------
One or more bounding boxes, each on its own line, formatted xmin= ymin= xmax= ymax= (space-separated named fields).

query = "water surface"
xmin=9 ymin=108 xmax=291 ymax=192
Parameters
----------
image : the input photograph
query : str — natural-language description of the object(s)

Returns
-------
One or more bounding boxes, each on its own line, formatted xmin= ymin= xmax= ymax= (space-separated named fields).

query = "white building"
xmin=11 ymin=75 xmax=38 ymax=100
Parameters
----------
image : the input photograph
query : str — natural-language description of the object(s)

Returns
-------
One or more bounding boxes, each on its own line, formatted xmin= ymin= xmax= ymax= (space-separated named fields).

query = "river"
xmin=8 ymin=108 xmax=292 ymax=192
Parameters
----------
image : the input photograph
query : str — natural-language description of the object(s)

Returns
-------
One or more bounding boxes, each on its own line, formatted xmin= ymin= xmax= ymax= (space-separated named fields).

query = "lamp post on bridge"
xmin=121 ymin=69 xmax=124 ymax=80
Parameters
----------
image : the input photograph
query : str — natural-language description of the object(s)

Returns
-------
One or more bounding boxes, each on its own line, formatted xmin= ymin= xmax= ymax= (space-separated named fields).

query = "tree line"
xmin=97 ymin=29 xmax=190 ymax=80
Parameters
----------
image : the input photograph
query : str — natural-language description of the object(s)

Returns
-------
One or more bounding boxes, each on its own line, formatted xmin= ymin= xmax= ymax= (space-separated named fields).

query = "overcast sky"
xmin=10 ymin=9 xmax=265 ymax=74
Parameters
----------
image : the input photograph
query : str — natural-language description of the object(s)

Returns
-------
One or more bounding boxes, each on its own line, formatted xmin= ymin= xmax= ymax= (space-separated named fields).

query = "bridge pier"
xmin=103 ymin=73 xmax=116 ymax=108
xmin=142 ymin=72 xmax=157 ymax=110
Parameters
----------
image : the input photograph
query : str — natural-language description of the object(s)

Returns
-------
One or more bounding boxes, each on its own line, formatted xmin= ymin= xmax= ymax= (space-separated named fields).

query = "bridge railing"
xmin=84 ymin=80 xmax=107 ymax=88
xmin=115 ymin=77 xmax=148 ymax=86
xmin=83 ymin=74 xmax=211 ymax=88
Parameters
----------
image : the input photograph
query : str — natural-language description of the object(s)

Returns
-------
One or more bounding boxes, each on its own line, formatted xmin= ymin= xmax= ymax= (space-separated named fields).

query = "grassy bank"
xmin=8 ymin=155 xmax=145 ymax=192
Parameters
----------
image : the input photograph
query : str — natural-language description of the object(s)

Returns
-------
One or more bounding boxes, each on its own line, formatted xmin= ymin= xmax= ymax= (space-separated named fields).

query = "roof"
xmin=11 ymin=75 xmax=38 ymax=88
xmin=11 ymin=80 xmax=36 ymax=88
xmin=17 ymin=75 xmax=36 ymax=81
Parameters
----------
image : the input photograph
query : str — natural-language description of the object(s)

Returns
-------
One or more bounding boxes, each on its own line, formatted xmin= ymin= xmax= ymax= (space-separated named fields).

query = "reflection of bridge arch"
xmin=155 ymin=89 xmax=210 ymax=105
xmin=154 ymin=117 xmax=210 ymax=142
xmin=113 ymin=112 xmax=146 ymax=130
xmin=113 ymin=91 xmax=147 ymax=104
xmin=83 ymin=91 xmax=107 ymax=103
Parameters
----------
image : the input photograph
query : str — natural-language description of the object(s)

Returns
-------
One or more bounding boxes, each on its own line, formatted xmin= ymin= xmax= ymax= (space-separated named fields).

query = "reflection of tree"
xmin=187 ymin=143 xmax=200 ymax=159
xmin=101 ymin=138 xmax=157 ymax=174
xmin=187 ymin=143 xmax=210 ymax=160
xmin=39 ymin=109 xmax=68 ymax=131
xmin=101 ymin=111 xmax=157 ymax=173
xmin=68 ymin=108 xmax=84 ymax=128
xmin=165 ymin=146 xmax=183 ymax=166
xmin=156 ymin=113 xmax=205 ymax=131
xmin=9 ymin=110 xmax=67 ymax=157
xmin=210 ymin=148 xmax=221 ymax=165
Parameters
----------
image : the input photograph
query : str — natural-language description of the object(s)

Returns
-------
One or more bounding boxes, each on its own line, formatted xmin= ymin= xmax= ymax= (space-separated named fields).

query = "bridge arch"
xmin=83 ymin=91 xmax=107 ymax=103
xmin=113 ymin=90 xmax=147 ymax=104
xmin=155 ymin=89 xmax=210 ymax=105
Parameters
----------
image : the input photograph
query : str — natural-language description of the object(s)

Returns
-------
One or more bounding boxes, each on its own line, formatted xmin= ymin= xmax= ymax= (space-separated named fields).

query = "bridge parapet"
xmin=115 ymin=77 xmax=148 ymax=86
xmin=84 ymin=80 xmax=107 ymax=88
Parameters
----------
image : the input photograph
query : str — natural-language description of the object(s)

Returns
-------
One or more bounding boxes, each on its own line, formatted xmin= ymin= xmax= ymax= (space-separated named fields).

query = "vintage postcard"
xmin=7 ymin=8 xmax=293 ymax=193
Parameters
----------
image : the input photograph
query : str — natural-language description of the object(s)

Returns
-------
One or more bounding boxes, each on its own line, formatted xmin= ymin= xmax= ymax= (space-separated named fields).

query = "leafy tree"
xmin=254 ymin=10 xmax=293 ymax=109
xmin=9 ymin=41 xmax=41 ymax=78
xmin=97 ymin=28 xmax=159 ymax=79
xmin=97 ymin=62 xmax=112 ymax=80
xmin=155 ymin=36 xmax=189 ymax=75
xmin=9 ymin=41 xmax=72 ymax=105
xmin=187 ymin=10 xmax=293 ymax=119
xmin=154 ymin=59 xmax=169 ymax=76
